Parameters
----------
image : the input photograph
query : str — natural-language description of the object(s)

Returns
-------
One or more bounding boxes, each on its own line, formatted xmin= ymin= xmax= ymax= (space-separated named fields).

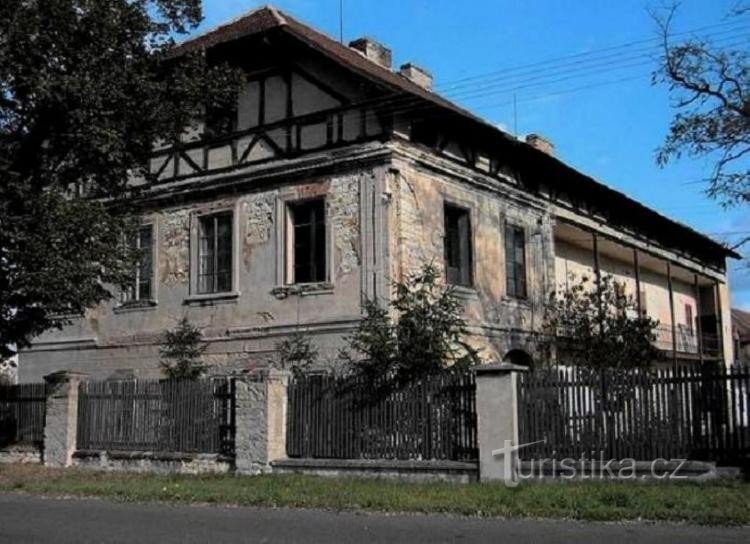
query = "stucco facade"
xmin=18 ymin=7 xmax=736 ymax=381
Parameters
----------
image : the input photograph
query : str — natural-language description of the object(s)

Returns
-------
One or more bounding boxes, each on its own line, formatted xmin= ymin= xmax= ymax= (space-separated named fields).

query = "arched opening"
xmin=503 ymin=349 xmax=533 ymax=368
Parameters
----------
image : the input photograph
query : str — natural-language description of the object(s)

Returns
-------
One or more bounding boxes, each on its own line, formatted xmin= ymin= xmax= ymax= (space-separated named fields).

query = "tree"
xmin=652 ymin=4 xmax=750 ymax=221
xmin=274 ymin=330 xmax=319 ymax=376
xmin=0 ymin=1 xmax=241 ymax=359
xmin=160 ymin=317 xmax=206 ymax=379
xmin=542 ymin=274 xmax=661 ymax=369
xmin=341 ymin=264 xmax=480 ymax=392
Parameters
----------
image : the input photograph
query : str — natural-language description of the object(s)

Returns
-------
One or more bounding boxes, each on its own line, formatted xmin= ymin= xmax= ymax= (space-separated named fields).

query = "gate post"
xmin=475 ymin=363 xmax=527 ymax=484
xmin=42 ymin=370 xmax=88 ymax=467
xmin=234 ymin=369 xmax=290 ymax=474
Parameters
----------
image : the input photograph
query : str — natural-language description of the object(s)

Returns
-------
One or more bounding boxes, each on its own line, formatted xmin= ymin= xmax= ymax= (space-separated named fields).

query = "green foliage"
xmin=0 ymin=1 xmax=242 ymax=357
xmin=542 ymin=274 xmax=661 ymax=369
xmin=274 ymin=331 xmax=319 ymax=376
xmin=159 ymin=318 xmax=207 ymax=380
xmin=652 ymin=5 xmax=750 ymax=209
xmin=341 ymin=264 xmax=480 ymax=391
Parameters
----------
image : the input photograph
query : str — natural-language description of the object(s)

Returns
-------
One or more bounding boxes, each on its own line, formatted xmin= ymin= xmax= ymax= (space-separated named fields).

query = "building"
xmin=18 ymin=6 xmax=738 ymax=382
xmin=732 ymin=308 xmax=750 ymax=364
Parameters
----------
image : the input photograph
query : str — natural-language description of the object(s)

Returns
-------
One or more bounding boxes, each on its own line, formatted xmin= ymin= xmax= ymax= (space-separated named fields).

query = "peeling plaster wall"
xmin=20 ymin=167 xmax=386 ymax=382
xmin=389 ymin=154 xmax=555 ymax=364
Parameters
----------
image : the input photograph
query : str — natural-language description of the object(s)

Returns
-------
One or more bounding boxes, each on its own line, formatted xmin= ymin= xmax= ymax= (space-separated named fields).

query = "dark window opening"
xmin=505 ymin=224 xmax=526 ymax=298
xmin=289 ymin=199 xmax=326 ymax=284
xmin=123 ymin=225 xmax=153 ymax=303
xmin=198 ymin=212 xmax=233 ymax=294
xmin=685 ymin=304 xmax=694 ymax=334
xmin=444 ymin=204 xmax=473 ymax=287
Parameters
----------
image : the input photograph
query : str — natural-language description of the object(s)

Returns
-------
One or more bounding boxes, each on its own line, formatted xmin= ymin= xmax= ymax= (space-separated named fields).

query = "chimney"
xmin=349 ymin=37 xmax=392 ymax=69
xmin=525 ymin=133 xmax=554 ymax=156
xmin=399 ymin=63 xmax=433 ymax=91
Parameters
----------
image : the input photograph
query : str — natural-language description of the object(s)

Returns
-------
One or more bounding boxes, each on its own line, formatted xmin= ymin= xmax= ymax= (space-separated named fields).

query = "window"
xmin=197 ymin=212 xmax=233 ymax=294
xmin=287 ymin=199 xmax=326 ymax=284
xmin=685 ymin=304 xmax=694 ymax=334
xmin=505 ymin=224 xmax=526 ymax=298
xmin=122 ymin=225 xmax=154 ymax=303
xmin=444 ymin=204 xmax=473 ymax=287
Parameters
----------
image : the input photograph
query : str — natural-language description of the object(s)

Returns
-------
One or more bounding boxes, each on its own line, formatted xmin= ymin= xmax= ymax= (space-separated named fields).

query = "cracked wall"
xmin=20 ymin=167 xmax=384 ymax=382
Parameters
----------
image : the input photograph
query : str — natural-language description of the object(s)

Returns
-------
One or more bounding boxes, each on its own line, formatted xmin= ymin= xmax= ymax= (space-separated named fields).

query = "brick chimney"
xmin=399 ymin=63 xmax=433 ymax=91
xmin=525 ymin=133 xmax=554 ymax=156
xmin=349 ymin=37 xmax=392 ymax=69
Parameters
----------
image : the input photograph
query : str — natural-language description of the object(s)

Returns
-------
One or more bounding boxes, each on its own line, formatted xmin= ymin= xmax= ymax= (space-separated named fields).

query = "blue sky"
xmin=199 ymin=0 xmax=749 ymax=307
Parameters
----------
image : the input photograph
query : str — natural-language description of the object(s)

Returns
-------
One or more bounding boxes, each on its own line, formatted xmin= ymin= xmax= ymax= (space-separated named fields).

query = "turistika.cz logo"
xmin=492 ymin=439 xmax=690 ymax=487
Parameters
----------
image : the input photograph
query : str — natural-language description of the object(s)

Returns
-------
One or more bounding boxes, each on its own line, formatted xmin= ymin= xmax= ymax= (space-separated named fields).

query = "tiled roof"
xmin=171 ymin=6 xmax=489 ymax=127
xmin=169 ymin=5 xmax=739 ymax=261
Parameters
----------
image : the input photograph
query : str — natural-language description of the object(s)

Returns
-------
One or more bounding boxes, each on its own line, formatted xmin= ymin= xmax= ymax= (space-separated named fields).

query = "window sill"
xmin=449 ymin=285 xmax=479 ymax=300
xmin=271 ymin=283 xmax=334 ymax=299
xmin=183 ymin=291 xmax=240 ymax=306
xmin=114 ymin=300 xmax=158 ymax=314
xmin=502 ymin=296 xmax=532 ymax=307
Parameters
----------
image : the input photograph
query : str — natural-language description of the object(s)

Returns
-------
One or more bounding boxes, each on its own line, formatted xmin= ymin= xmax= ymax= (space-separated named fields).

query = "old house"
xmin=18 ymin=6 xmax=738 ymax=382
xmin=732 ymin=308 xmax=750 ymax=364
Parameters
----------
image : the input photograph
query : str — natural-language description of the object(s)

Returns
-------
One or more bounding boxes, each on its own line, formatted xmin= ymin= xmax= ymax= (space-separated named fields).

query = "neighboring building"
xmin=732 ymin=308 xmax=750 ymax=364
xmin=18 ymin=6 xmax=738 ymax=381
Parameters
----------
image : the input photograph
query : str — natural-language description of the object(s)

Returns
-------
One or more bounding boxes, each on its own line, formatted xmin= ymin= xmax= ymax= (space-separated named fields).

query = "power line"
xmin=439 ymin=22 xmax=749 ymax=95
xmin=323 ymin=29 xmax=748 ymax=130
xmin=435 ymin=18 xmax=749 ymax=90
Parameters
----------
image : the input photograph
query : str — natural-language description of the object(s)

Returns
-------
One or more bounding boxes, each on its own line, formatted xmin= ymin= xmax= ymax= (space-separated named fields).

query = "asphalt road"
xmin=0 ymin=493 xmax=747 ymax=543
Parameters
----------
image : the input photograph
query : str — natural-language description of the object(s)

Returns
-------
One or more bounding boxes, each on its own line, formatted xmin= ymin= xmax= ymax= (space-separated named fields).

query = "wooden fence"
xmin=77 ymin=378 xmax=235 ymax=455
xmin=518 ymin=365 xmax=750 ymax=465
xmin=287 ymin=372 xmax=477 ymax=461
xmin=0 ymin=383 xmax=46 ymax=447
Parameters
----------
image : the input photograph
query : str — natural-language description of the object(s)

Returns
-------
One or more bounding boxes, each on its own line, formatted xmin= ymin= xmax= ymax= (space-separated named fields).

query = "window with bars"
xmin=197 ymin=212 xmax=233 ymax=294
xmin=287 ymin=199 xmax=326 ymax=284
xmin=505 ymin=224 xmax=527 ymax=298
xmin=444 ymin=204 xmax=473 ymax=287
xmin=122 ymin=225 xmax=154 ymax=303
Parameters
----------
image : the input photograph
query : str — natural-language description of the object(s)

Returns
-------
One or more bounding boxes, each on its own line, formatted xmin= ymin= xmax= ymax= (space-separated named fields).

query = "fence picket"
xmin=518 ymin=364 xmax=750 ymax=466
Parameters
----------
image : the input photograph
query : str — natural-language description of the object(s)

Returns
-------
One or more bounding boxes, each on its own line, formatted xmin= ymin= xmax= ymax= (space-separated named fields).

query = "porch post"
xmin=667 ymin=262 xmax=677 ymax=363
xmin=694 ymin=274 xmax=704 ymax=363
xmin=476 ymin=363 xmax=528 ymax=484
xmin=633 ymin=248 xmax=642 ymax=316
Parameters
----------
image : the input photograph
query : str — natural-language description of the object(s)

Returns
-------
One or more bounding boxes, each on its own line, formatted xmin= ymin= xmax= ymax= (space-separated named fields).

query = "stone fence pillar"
xmin=43 ymin=370 xmax=88 ymax=467
xmin=234 ymin=369 xmax=291 ymax=474
xmin=475 ymin=363 xmax=527 ymax=484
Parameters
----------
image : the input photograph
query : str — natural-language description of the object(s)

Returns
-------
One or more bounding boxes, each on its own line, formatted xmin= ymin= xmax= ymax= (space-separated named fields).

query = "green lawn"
xmin=0 ymin=464 xmax=748 ymax=525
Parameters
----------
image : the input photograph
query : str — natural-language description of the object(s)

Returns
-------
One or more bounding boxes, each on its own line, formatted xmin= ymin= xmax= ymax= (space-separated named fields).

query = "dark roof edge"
xmin=166 ymin=6 xmax=740 ymax=262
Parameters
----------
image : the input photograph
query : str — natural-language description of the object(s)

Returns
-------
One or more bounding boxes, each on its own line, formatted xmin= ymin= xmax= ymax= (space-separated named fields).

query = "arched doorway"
xmin=503 ymin=349 xmax=533 ymax=368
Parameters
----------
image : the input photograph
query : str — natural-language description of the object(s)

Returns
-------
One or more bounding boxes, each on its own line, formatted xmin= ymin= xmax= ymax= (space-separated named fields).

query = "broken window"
xmin=197 ymin=212 xmax=233 ymax=294
xmin=444 ymin=204 xmax=473 ymax=287
xmin=122 ymin=225 xmax=154 ymax=303
xmin=287 ymin=199 xmax=326 ymax=284
xmin=505 ymin=224 xmax=527 ymax=298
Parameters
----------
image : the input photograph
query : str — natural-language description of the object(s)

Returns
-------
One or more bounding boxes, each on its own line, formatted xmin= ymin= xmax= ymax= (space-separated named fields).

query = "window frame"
xmin=505 ymin=223 xmax=527 ymax=299
xmin=188 ymin=206 xmax=239 ymax=300
xmin=443 ymin=202 xmax=474 ymax=288
xmin=120 ymin=222 xmax=157 ymax=306
xmin=284 ymin=197 xmax=329 ymax=285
